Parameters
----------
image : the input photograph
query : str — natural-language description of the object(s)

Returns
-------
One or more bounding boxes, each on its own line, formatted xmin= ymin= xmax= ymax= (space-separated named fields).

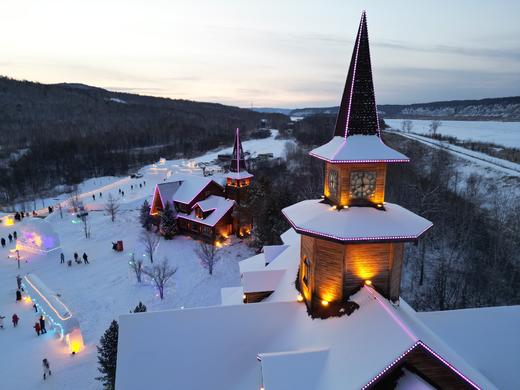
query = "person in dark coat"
xmin=34 ymin=322 xmax=41 ymax=336
xmin=33 ymin=303 xmax=38 ymax=312
xmin=16 ymin=290 xmax=22 ymax=302
xmin=1 ymin=237 xmax=5 ymax=247
xmin=39 ymin=315 xmax=47 ymax=334
xmin=8 ymin=234 xmax=13 ymax=243
xmin=60 ymin=253 xmax=65 ymax=264
xmin=12 ymin=314 xmax=19 ymax=327
xmin=13 ymin=231 xmax=17 ymax=240
xmin=74 ymin=252 xmax=79 ymax=262
xmin=99 ymin=192 xmax=102 ymax=198
xmin=14 ymin=212 xmax=21 ymax=221
xmin=82 ymin=252 xmax=89 ymax=264
xmin=42 ymin=359 xmax=51 ymax=380
xmin=92 ymin=194 xmax=96 ymax=201
xmin=16 ymin=275 xmax=22 ymax=290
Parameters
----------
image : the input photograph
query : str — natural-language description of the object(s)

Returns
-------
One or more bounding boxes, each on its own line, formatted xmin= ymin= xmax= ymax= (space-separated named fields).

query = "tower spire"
xmin=229 ymin=127 xmax=247 ymax=173
xmin=334 ymin=11 xmax=379 ymax=138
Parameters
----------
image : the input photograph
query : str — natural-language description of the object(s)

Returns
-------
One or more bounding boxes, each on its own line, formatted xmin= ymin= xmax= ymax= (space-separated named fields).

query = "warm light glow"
xmin=242 ymin=294 xmax=246 ymax=300
xmin=24 ymin=296 xmax=32 ymax=304
xmin=215 ymin=241 xmax=222 ymax=248
xmin=321 ymin=300 xmax=329 ymax=306
xmin=365 ymin=280 xmax=372 ymax=286
xmin=66 ymin=329 xmax=85 ymax=354
xmin=377 ymin=203 xmax=383 ymax=208
xmin=4 ymin=216 xmax=14 ymax=226
xmin=297 ymin=294 xmax=304 ymax=302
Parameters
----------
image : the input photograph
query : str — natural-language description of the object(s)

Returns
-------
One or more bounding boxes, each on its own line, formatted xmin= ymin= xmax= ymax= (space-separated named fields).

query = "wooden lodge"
xmin=150 ymin=128 xmax=254 ymax=243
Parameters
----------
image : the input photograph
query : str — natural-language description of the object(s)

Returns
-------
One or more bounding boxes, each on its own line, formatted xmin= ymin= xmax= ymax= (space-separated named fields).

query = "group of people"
xmin=0 ymin=230 xmax=17 ymax=248
xmin=60 ymin=251 xmax=90 ymax=266
xmin=91 ymin=192 xmax=103 ymax=201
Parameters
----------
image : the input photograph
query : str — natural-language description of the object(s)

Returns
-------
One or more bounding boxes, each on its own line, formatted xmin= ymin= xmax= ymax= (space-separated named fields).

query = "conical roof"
xmin=227 ymin=128 xmax=253 ymax=180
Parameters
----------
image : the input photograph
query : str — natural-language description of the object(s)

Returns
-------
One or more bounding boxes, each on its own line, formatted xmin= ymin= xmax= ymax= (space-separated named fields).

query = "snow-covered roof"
xmin=241 ymin=269 xmax=286 ymax=293
xmin=225 ymin=171 xmax=254 ymax=180
xmin=116 ymin=227 xmax=500 ymax=390
xmin=221 ymin=286 xmax=244 ymax=306
xmin=418 ymin=305 xmax=520 ymax=390
xmin=116 ymin=288 xmax=496 ymax=389
xmin=263 ymin=244 xmax=289 ymax=265
xmin=177 ymin=195 xmax=234 ymax=227
xmin=170 ymin=174 xmax=218 ymax=205
xmin=310 ymin=135 xmax=409 ymax=163
xmin=282 ymin=200 xmax=433 ymax=242
xmin=156 ymin=181 xmax=181 ymax=207
xmin=239 ymin=253 xmax=266 ymax=274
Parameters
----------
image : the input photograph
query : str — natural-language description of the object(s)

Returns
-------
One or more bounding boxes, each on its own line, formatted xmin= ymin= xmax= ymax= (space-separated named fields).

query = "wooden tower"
xmin=225 ymin=128 xmax=254 ymax=236
xmin=283 ymin=12 xmax=432 ymax=315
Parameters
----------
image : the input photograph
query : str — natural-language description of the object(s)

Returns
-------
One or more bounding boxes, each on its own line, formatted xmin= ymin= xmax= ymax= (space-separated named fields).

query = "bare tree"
xmin=129 ymin=253 xmax=144 ymax=283
xmin=195 ymin=241 xmax=220 ymax=275
xmin=143 ymin=259 xmax=178 ymax=300
xmin=429 ymin=120 xmax=442 ymax=137
xmin=58 ymin=202 xmax=63 ymax=219
xmin=105 ymin=194 xmax=120 ymax=222
xmin=78 ymin=210 xmax=90 ymax=239
xmin=69 ymin=188 xmax=83 ymax=213
xmin=401 ymin=120 xmax=413 ymax=133
xmin=140 ymin=230 xmax=160 ymax=264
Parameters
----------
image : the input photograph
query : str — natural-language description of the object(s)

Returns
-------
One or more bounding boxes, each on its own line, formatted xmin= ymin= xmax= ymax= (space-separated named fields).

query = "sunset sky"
xmin=1 ymin=0 xmax=519 ymax=107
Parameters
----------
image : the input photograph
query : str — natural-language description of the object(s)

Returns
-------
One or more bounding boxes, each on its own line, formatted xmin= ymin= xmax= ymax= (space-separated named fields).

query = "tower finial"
xmin=333 ymin=11 xmax=379 ymax=138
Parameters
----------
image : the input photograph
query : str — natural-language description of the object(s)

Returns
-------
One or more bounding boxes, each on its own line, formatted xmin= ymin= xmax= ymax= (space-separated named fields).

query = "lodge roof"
xmin=282 ymin=199 xmax=432 ymax=243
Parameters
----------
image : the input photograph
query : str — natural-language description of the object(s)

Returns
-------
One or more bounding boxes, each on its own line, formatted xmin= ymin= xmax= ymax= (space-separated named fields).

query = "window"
xmin=303 ymin=257 xmax=311 ymax=286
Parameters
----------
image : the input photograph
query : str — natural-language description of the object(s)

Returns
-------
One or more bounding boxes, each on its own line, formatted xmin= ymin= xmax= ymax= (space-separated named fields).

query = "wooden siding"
xmin=389 ymin=243 xmax=404 ymax=302
xmin=244 ymin=291 xmax=273 ymax=303
xmin=325 ymin=162 xmax=386 ymax=206
xmin=344 ymin=243 xmax=391 ymax=296
xmin=314 ymin=238 xmax=345 ymax=302
xmin=371 ymin=344 xmax=475 ymax=389
xmin=300 ymin=235 xmax=315 ymax=302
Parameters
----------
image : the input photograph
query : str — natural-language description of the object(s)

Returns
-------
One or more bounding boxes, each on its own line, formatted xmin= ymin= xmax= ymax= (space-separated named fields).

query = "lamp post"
xmin=16 ymin=249 xmax=20 ymax=269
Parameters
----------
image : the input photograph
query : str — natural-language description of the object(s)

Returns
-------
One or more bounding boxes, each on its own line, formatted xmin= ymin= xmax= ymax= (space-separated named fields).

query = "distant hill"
xmin=257 ymin=96 xmax=520 ymax=121
xmin=0 ymin=76 xmax=288 ymax=205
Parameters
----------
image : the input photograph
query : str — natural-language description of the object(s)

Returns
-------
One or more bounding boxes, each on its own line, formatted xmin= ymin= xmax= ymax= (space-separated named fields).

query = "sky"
xmin=1 ymin=0 xmax=519 ymax=108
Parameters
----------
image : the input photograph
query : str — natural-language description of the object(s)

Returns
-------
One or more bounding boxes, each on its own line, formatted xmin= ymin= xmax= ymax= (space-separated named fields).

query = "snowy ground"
xmin=0 ymin=130 xmax=290 ymax=389
xmin=386 ymin=119 xmax=520 ymax=148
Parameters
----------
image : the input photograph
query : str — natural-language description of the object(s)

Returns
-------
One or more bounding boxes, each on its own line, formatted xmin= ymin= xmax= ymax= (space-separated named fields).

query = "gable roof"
xmin=177 ymin=195 xmax=234 ymax=227
xmin=116 ymin=228 xmax=497 ymax=390
xmin=170 ymin=174 xmax=219 ymax=205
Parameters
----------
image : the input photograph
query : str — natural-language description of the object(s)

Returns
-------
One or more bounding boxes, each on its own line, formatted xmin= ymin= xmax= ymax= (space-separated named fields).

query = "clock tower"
xmin=283 ymin=12 xmax=432 ymax=317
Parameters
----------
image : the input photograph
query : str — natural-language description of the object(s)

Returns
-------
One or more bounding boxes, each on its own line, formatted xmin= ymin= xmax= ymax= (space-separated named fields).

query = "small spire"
xmin=333 ymin=11 xmax=380 ymax=138
xmin=229 ymin=128 xmax=247 ymax=173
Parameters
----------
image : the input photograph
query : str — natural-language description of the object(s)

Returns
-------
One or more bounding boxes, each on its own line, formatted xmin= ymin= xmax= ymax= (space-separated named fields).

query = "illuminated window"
xmin=303 ymin=257 xmax=311 ymax=286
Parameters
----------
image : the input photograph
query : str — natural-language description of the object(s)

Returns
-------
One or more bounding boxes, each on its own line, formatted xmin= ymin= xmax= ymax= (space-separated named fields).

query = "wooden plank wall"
xmin=314 ymin=238 xmax=345 ymax=302
xmin=344 ymin=243 xmax=392 ymax=297
xmin=325 ymin=162 xmax=387 ymax=206
xmin=300 ymin=235 xmax=315 ymax=301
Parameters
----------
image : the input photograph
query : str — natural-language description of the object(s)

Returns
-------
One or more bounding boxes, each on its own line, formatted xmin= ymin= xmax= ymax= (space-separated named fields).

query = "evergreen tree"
xmin=139 ymin=200 xmax=153 ymax=231
xmin=96 ymin=320 xmax=119 ymax=390
xmin=133 ymin=301 xmax=147 ymax=313
xmin=159 ymin=202 xmax=177 ymax=239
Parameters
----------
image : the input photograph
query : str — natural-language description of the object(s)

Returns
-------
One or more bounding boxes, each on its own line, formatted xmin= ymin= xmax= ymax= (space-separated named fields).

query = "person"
xmin=118 ymin=188 xmax=121 ymax=194
xmin=99 ymin=192 xmax=102 ymax=198
xmin=33 ymin=303 xmax=38 ymax=312
xmin=92 ymin=194 xmax=96 ymax=201
xmin=139 ymin=183 xmax=142 ymax=188
xmin=8 ymin=233 xmax=13 ymax=243
xmin=122 ymin=190 xmax=125 ymax=197
xmin=74 ymin=252 xmax=79 ymax=262
xmin=14 ymin=212 xmax=21 ymax=221
xmin=67 ymin=260 xmax=72 ymax=267
xmin=1 ymin=237 xmax=5 ymax=247
xmin=13 ymin=231 xmax=17 ymax=240
xmin=34 ymin=322 xmax=41 ymax=336
xmin=16 ymin=289 xmax=22 ymax=302
xmin=82 ymin=252 xmax=89 ymax=264
xmin=131 ymin=185 xmax=133 ymax=190
xmin=39 ymin=315 xmax=47 ymax=334
xmin=16 ymin=275 xmax=22 ymax=290
xmin=12 ymin=313 xmax=19 ymax=327
xmin=0 ymin=315 xmax=5 ymax=329
xmin=42 ymin=359 xmax=52 ymax=380
xmin=60 ymin=253 xmax=65 ymax=264
xmin=143 ymin=181 xmax=146 ymax=186
xmin=48 ymin=206 xmax=52 ymax=214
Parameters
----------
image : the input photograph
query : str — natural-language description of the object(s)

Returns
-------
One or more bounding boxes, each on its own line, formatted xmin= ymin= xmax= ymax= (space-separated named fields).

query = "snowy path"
xmin=0 ymin=130 xmax=291 ymax=389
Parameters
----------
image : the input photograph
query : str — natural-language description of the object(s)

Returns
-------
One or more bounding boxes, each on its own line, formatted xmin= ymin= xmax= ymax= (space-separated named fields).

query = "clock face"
xmin=350 ymin=171 xmax=376 ymax=199
xmin=328 ymin=169 xmax=338 ymax=198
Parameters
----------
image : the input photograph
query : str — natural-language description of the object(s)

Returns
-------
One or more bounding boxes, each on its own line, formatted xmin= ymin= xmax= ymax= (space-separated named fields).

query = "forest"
xmin=0 ymin=76 xmax=287 ymax=206
xmin=247 ymin=115 xmax=520 ymax=311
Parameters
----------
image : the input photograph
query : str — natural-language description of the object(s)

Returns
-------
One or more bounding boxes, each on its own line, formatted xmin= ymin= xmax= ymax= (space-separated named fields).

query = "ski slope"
xmin=0 ymin=130 xmax=291 ymax=389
